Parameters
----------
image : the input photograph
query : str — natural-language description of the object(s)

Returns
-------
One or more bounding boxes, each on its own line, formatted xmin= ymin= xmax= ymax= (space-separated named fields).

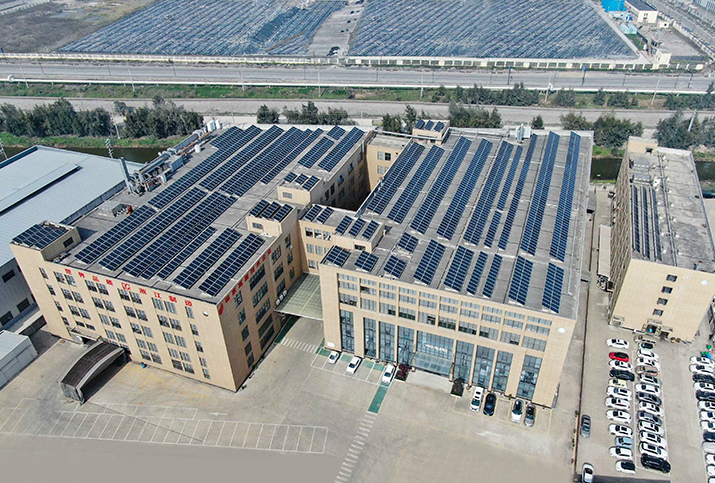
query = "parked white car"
xmin=610 ymin=446 xmax=633 ymax=460
xmin=606 ymin=397 xmax=631 ymax=411
xmin=640 ymin=431 xmax=667 ymax=448
xmin=638 ymin=420 xmax=664 ymax=436
xmin=692 ymin=364 xmax=715 ymax=375
xmin=638 ymin=349 xmax=659 ymax=360
xmin=346 ymin=356 xmax=361 ymax=374
xmin=697 ymin=382 xmax=715 ymax=393
xmin=609 ymin=424 xmax=633 ymax=437
xmin=692 ymin=356 xmax=715 ymax=367
xmin=703 ymin=421 xmax=715 ymax=431
xmin=703 ymin=411 xmax=715 ymax=422
xmin=616 ymin=459 xmax=636 ymax=475
xmin=470 ymin=386 xmax=485 ymax=412
xmin=328 ymin=350 xmax=340 ymax=364
xmin=637 ymin=357 xmax=661 ymax=370
xmin=609 ymin=378 xmax=629 ymax=389
xmin=640 ymin=442 xmax=668 ymax=459
xmin=639 ymin=401 xmax=663 ymax=417
xmin=607 ymin=387 xmax=632 ymax=400
xmin=610 ymin=360 xmax=633 ymax=371
xmin=607 ymin=410 xmax=632 ymax=424
xmin=382 ymin=363 xmax=395 ymax=384
xmin=607 ymin=339 xmax=629 ymax=349
xmin=511 ymin=399 xmax=524 ymax=424
xmin=707 ymin=454 xmax=715 ymax=465
xmin=639 ymin=374 xmax=661 ymax=387
xmin=635 ymin=383 xmax=661 ymax=396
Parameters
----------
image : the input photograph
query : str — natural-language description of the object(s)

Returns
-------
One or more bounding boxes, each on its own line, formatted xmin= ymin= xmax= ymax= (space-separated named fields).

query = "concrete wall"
xmin=0 ymin=258 xmax=36 ymax=328
xmin=0 ymin=333 xmax=38 ymax=388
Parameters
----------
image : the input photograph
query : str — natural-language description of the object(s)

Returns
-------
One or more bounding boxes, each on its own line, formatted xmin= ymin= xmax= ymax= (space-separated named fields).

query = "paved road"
xmin=1 ymin=61 xmax=714 ymax=93
xmin=1 ymin=96 xmax=709 ymax=128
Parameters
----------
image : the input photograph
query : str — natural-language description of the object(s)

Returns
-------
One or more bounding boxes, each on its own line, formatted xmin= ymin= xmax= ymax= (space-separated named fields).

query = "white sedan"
xmin=610 ymin=446 xmax=633 ymax=460
xmin=707 ymin=454 xmax=715 ymax=465
xmin=640 ymin=442 xmax=668 ymax=459
xmin=697 ymin=382 xmax=715 ymax=393
xmin=638 ymin=420 xmax=664 ymax=436
xmin=607 ymin=339 xmax=630 ymax=349
xmin=640 ymin=431 xmax=667 ymax=448
xmin=637 ymin=357 xmax=661 ymax=370
xmin=638 ymin=349 xmax=659 ymax=360
xmin=703 ymin=421 xmax=715 ymax=431
xmin=607 ymin=410 xmax=632 ymax=424
xmin=609 ymin=424 xmax=633 ymax=437
xmin=692 ymin=364 xmax=715 ymax=375
xmin=382 ymin=363 xmax=395 ymax=384
xmin=692 ymin=357 xmax=715 ymax=367
xmin=701 ymin=401 xmax=715 ymax=412
xmin=639 ymin=401 xmax=663 ymax=417
xmin=608 ymin=387 xmax=632 ymax=400
xmin=346 ymin=356 xmax=361 ymax=374
xmin=610 ymin=360 xmax=633 ymax=371
xmin=703 ymin=411 xmax=715 ymax=422
xmin=606 ymin=397 xmax=631 ymax=411
xmin=635 ymin=383 xmax=661 ymax=396
xmin=328 ymin=350 xmax=340 ymax=364
xmin=616 ymin=460 xmax=636 ymax=475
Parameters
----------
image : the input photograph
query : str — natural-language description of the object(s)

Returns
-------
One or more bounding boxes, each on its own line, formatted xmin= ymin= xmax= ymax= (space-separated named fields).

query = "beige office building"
xmin=610 ymin=137 xmax=715 ymax=341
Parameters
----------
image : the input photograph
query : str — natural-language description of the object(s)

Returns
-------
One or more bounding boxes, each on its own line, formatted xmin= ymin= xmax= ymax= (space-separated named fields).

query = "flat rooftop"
xmin=322 ymin=129 xmax=593 ymax=320
xmin=627 ymin=143 xmax=715 ymax=271
xmin=0 ymin=146 xmax=142 ymax=267
xmin=39 ymin=125 xmax=366 ymax=303
xmin=625 ymin=0 xmax=656 ymax=11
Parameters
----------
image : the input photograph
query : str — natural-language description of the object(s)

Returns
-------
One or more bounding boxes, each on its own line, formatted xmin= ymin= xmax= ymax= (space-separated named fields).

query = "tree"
xmin=593 ymin=88 xmax=606 ymax=106
xmin=455 ymin=85 xmax=465 ymax=102
xmin=708 ymin=82 xmax=714 ymax=95
xmin=257 ymin=105 xmax=279 ymax=124
xmin=404 ymin=105 xmax=417 ymax=132
xmin=552 ymin=88 xmax=576 ymax=107
xmin=448 ymin=102 xmax=502 ymax=128
xmin=655 ymin=111 xmax=699 ymax=149
xmin=113 ymin=101 xmax=128 ymax=116
xmin=592 ymin=113 xmax=643 ymax=148
xmin=283 ymin=101 xmax=353 ymax=125
xmin=381 ymin=113 xmax=403 ymax=133
xmin=560 ymin=112 xmax=593 ymax=131
xmin=607 ymin=91 xmax=631 ymax=108
xmin=531 ymin=115 xmax=544 ymax=129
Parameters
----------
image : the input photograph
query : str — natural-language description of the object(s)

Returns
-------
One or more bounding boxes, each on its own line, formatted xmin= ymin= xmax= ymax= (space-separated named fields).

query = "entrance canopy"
xmin=275 ymin=274 xmax=323 ymax=320
xmin=59 ymin=341 xmax=125 ymax=404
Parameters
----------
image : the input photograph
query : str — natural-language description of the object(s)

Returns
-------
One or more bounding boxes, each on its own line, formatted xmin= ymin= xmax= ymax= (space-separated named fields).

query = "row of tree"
xmin=116 ymin=97 xmax=203 ymax=138
xmin=257 ymin=102 xmax=352 ymax=125
xmin=559 ymin=112 xmax=644 ymax=148
xmin=663 ymin=84 xmax=715 ymax=110
xmin=0 ymin=99 xmax=113 ymax=138
xmin=655 ymin=111 xmax=715 ymax=149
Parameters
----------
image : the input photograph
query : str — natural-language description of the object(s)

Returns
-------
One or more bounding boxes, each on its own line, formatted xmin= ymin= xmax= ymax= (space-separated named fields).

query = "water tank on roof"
xmin=602 ymin=0 xmax=625 ymax=12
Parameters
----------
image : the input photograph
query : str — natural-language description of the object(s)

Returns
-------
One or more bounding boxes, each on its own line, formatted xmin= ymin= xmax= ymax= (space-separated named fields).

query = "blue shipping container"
xmin=602 ymin=0 xmax=625 ymax=12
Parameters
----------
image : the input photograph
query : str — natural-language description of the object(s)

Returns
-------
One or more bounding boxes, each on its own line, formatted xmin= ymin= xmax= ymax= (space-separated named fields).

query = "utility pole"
xmin=688 ymin=71 xmax=694 ymax=89
xmin=651 ymin=78 xmax=660 ymax=106
xmin=105 ymin=138 xmax=114 ymax=159
xmin=240 ymin=68 xmax=245 ymax=93
xmin=689 ymin=109 xmax=698 ymax=131
xmin=19 ymin=63 xmax=28 ymax=88
xmin=318 ymin=68 xmax=321 ymax=97
xmin=127 ymin=63 xmax=135 ymax=92
xmin=581 ymin=65 xmax=586 ymax=86
xmin=420 ymin=70 xmax=424 ymax=98
xmin=507 ymin=66 xmax=512 ymax=85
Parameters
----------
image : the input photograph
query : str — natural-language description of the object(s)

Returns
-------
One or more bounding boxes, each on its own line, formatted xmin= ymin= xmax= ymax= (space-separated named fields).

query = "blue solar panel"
xmin=323 ymin=246 xmax=350 ymax=267
xmin=295 ymin=174 xmax=308 ymax=185
xmin=397 ymin=232 xmax=418 ymax=253
xmin=443 ymin=246 xmax=474 ymax=292
xmin=272 ymin=204 xmax=293 ymax=222
xmin=521 ymin=132 xmax=560 ymax=255
xmin=285 ymin=172 xmax=297 ymax=183
xmin=173 ymin=229 xmax=243 ymax=289
xmin=463 ymin=141 xmax=514 ymax=245
xmin=542 ymin=263 xmax=564 ymax=313
xmin=434 ymin=121 xmax=445 ymax=132
xmin=482 ymin=254 xmax=503 ymax=298
xmin=261 ymin=202 xmax=281 ymax=219
xmin=550 ymin=133 xmax=581 ymax=262
xmin=335 ymin=216 xmax=353 ymax=234
xmin=415 ymin=120 xmax=425 ymax=129
xmin=348 ymin=218 xmax=366 ymax=237
xmin=316 ymin=207 xmax=334 ymax=223
xmin=498 ymin=135 xmax=538 ymax=250
xmin=496 ymin=145 xmax=523 ymax=211
xmin=299 ymin=137 xmax=333 ymax=168
xmin=508 ymin=256 xmax=533 ymax=305
xmin=303 ymin=205 xmax=322 ymax=221
xmin=302 ymin=176 xmax=320 ymax=191
xmin=366 ymin=142 xmax=425 ymax=214
xmin=410 ymin=137 xmax=470 ymax=233
xmin=199 ymin=233 xmax=265 ymax=297
xmin=632 ymin=185 xmax=641 ymax=254
xmin=355 ymin=251 xmax=378 ymax=272
xmin=318 ymin=128 xmax=363 ymax=172
xmin=12 ymin=223 xmax=67 ymax=249
xmin=436 ymin=139 xmax=493 ymax=240
xmin=384 ymin=255 xmax=407 ymax=278
xmin=361 ymin=221 xmax=379 ymax=239
xmin=250 ymin=200 xmax=270 ymax=217
xmin=156 ymin=227 xmax=216 ymax=280
xmin=424 ymin=121 xmax=434 ymax=131
xmin=413 ymin=240 xmax=445 ymax=285
xmin=75 ymin=205 xmax=156 ymax=264
xmin=483 ymin=211 xmax=502 ymax=248
xmin=261 ymin=129 xmax=323 ymax=184
xmin=210 ymin=126 xmax=240 ymax=147
xmin=387 ymin=145 xmax=444 ymax=223
xmin=466 ymin=252 xmax=489 ymax=295
xmin=327 ymin=125 xmax=345 ymax=140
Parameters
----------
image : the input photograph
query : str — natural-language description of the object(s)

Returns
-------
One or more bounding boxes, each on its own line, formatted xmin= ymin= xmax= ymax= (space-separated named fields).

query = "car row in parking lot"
xmin=689 ymin=354 xmax=715 ymax=482
xmin=469 ymin=386 xmax=536 ymax=427
xmin=328 ymin=351 xmax=396 ymax=384
xmin=604 ymin=336 xmax=671 ymax=475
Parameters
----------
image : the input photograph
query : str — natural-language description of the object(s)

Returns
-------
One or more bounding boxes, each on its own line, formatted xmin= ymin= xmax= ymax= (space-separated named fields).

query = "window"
xmin=305 ymin=228 xmax=314 ymax=238
xmin=92 ymin=297 xmax=104 ymax=309
xmin=400 ymin=295 xmax=416 ymax=305
xmin=202 ymin=369 xmax=211 ymax=379
xmin=196 ymin=341 xmax=204 ymax=353
xmin=62 ymin=288 xmax=73 ymax=300
xmin=483 ymin=306 xmax=502 ymax=315
xmin=308 ymin=260 xmax=317 ymax=269
xmin=473 ymin=346 xmax=495 ymax=388
xmin=339 ymin=293 xmax=358 ymax=306
xmin=116 ymin=333 xmax=127 ymax=343
xmin=399 ymin=307 xmax=416 ymax=321
xmin=85 ymin=280 xmax=97 ymax=292
xmin=55 ymin=301 xmax=63 ymax=312
xmin=438 ymin=316 xmax=456 ymax=330
xmin=238 ymin=309 xmax=246 ymax=325
xmin=106 ymin=330 xmax=116 ymax=340
xmin=200 ymin=357 xmax=208 ymax=367
xmin=71 ymin=291 xmax=83 ymax=303
xmin=234 ymin=291 xmax=244 ymax=308
xmin=340 ymin=310 xmax=355 ymax=352
xmin=418 ymin=312 xmax=436 ymax=325
xmin=186 ymin=306 xmax=194 ymax=319
xmin=66 ymin=275 xmax=76 ymax=286
xmin=136 ymin=339 xmax=147 ymax=349
xmin=517 ymin=355 xmax=542 ymax=399
xmin=260 ymin=324 xmax=275 ymax=349
xmin=492 ymin=351 xmax=513 ymax=392
xmin=283 ymin=192 xmax=292 ymax=200
xmin=16 ymin=298 xmax=31 ymax=313
xmin=479 ymin=326 xmax=498 ymax=340
xmin=285 ymin=234 xmax=292 ymax=249
xmin=54 ymin=271 xmax=66 ymax=284
xmin=190 ymin=324 xmax=199 ymax=336
xmin=364 ymin=318 xmax=377 ymax=358
xmin=170 ymin=318 xmax=182 ymax=331
xmin=377 ymin=166 xmax=385 ymax=174
xmin=252 ymin=282 xmax=269 ymax=307
xmin=136 ymin=309 xmax=148 ymax=321
xmin=666 ymin=274 xmax=677 ymax=282
xmin=241 ymin=326 xmax=250 ymax=341
xmin=361 ymin=298 xmax=377 ymax=312
xmin=522 ymin=336 xmax=547 ymax=352
xmin=503 ymin=318 xmax=524 ymax=330
xmin=125 ymin=306 xmax=136 ymax=318
xmin=63 ymin=237 xmax=74 ymax=248
xmin=384 ymin=152 xmax=392 ymax=161
xmin=148 ymin=342 xmax=158 ymax=352
xmin=2 ymin=269 xmax=15 ymax=283
xmin=661 ymin=286 xmax=672 ymax=294
xmin=287 ymin=251 xmax=294 ymax=264
xmin=380 ymin=289 xmax=396 ymax=300
xmin=130 ymin=292 xmax=142 ymax=304
xmin=175 ymin=335 xmax=187 ymax=348
xmin=323 ymin=231 xmax=331 ymax=241
xmin=110 ymin=317 xmax=121 ymax=328
xmin=258 ymin=316 xmax=274 ymax=338
xmin=68 ymin=305 xmax=80 ymax=316
xmin=274 ymin=264 xmax=284 ymax=281
xmin=526 ymin=324 xmax=549 ymax=336
xmin=158 ymin=315 xmax=170 ymax=327
xmin=379 ymin=321 xmax=394 ymax=361
xmin=130 ymin=322 xmax=142 ymax=334
xmin=163 ymin=332 xmax=175 ymax=344
xmin=290 ymin=267 xmax=295 ymax=280
xmin=526 ymin=316 xmax=551 ymax=327
xmin=271 ymin=246 xmax=282 ymax=263
xmin=118 ymin=289 xmax=130 ymax=301
xmin=379 ymin=303 xmax=396 ymax=316
xmin=99 ymin=314 xmax=110 ymax=325
xmin=139 ymin=350 xmax=151 ymax=361
xmin=39 ymin=268 xmax=48 ymax=279
xmin=397 ymin=326 xmax=414 ymax=364
xmin=500 ymin=331 xmax=521 ymax=345
xmin=104 ymin=300 xmax=115 ymax=312
xmin=653 ymin=309 xmax=664 ymax=316
xmin=256 ymin=299 xmax=271 ymax=324
xmin=142 ymin=326 xmax=153 ymax=338
xmin=378 ymin=151 xmax=385 ymax=160
xmin=97 ymin=283 xmax=109 ymax=295
xmin=252 ymin=222 xmax=264 ymax=231
xmin=151 ymin=353 xmax=162 ymax=364
xmin=307 ymin=244 xmax=315 ymax=254
xmin=656 ymin=298 xmax=668 ymax=306
xmin=152 ymin=298 xmax=164 ymax=311
xmin=168 ymin=348 xmax=180 ymax=359
xmin=458 ymin=321 xmax=478 ymax=335
xmin=172 ymin=360 xmax=183 ymax=370
xmin=481 ymin=314 xmax=501 ymax=325
xmin=165 ymin=301 xmax=177 ymax=314
xmin=179 ymin=351 xmax=191 ymax=362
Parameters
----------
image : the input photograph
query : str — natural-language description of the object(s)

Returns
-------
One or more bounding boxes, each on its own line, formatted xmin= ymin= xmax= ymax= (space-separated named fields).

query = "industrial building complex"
xmin=10 ymin=121 xmax=592 ymax=408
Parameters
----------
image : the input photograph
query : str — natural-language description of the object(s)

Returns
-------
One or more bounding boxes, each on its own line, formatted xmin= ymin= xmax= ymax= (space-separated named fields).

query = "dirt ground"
xmin=0 ymin=0 xmax=155 ymax=53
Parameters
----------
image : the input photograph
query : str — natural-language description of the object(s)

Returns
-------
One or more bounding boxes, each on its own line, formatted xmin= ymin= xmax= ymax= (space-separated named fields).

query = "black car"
xmin=705 ymin=431 xmax=715 ymax=442
xmin=483 ymin=393 xmax=497 ymax=416
xmin=697 ymin=390 xmax=715 ymax=402
xmin=641 ymin=454 xmax=671 ymax=474
xmin=694 ymin=374 xmax=715 ymax=384
xmin=610 ymin=369 xmax=635 ymax=381
xmin=636 ymin=392 xmax=662 ymax=406
xmin=525 ymin=404 xmax=536 ymax=427
xmin=580 ymin=415 xmax=591 ymax=438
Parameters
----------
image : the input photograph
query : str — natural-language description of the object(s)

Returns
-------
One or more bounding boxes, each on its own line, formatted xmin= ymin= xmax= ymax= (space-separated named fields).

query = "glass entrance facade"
xmin=364 ymin=318 xmax=377 ymax=358
xmin=414 ymin=331 xmax=453 ymax=376
xmin=397 ymin=326 xmax=414 ymax=364
xmin=454 ymin=340 xmax=474 ymax=382
xmin=379 ymin=321 xmax=395 ymax=362
xmin=340 ymin=310 xmax=354 ymax=352
xmin=472 ymin=345 xmax=495 ymax=388
xmin=492 ymin=351 xmax=513 ymax=392
xmin=517 ymin=355 xmax=542 ymax=399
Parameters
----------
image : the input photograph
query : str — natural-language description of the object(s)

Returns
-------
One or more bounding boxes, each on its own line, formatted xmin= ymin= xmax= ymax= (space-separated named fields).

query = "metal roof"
xmin=0 ymin=147 xmax=141 ymax=267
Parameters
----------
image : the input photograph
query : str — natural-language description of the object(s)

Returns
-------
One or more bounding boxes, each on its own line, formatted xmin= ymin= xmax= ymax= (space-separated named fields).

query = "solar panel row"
xmin=542 ymin=263 xmax=564 ymax=313
xmin=301 ymin=205 xmax=322 ymax=222
xmin=496 ymin=145 xmax=524 ymax=211
xmin=443 ymin=245 xmax=474 ymax=292
xmin=410 ymin=137 xmax=470 ymax=233
xmin=436 ymin=139 xmax=493 ymax=240
xmin=348 ymin=218 xmax=366 ymax=237
xmin=323 ymin=246 xmax=350 ymax=267
xmin=299 ymin=137 xmax=333 ymax=168
xmin=482 ymin=254 xmax=503 ymax=298
xmin=316 ymin=207 xmax=334 ymax=224
xmin=466 ymin=252 xmax=489 ymax=296
xmin=463 ymin=141 xmax=514 ymax=245
xmin=149 ymin=126 xmax=259 ymax=209
xmin=261 ymin=129 xmax=323 ymax=184
xmin=12 ymin=223 xmax=67 ymax=249
xmin=210 ymin=126 xmax=240 ymax=148
xmin=123 ymin=192 xmax=236 ymax=279
xmin=498 ymin=135 xmax=538 ymax=250
xmin=361 ymin=220 xmax=379 ymax=240
xmin=549 ymin=133 xmax=581 ymax=262
xmin=354 ymin=251 xmax=378 ymax=272
xmin=335 ymin=216 xmax=353 ymax=235
xmin=413 ymin=240 xmax=446 ymax=285
xmin=384 ymin=255 xmax=407 ymax=278
xmin=366 ymin=142 xmax=425 ymax=214
xmin=521 ymin=132 xmax=560 ymax=255
xmin=173 ymin=229 xmax=243 ymax=289
xmin=100 ymin=187 xmax=206 ymax=271
xmin=199 ymin=233 xmax=265 ymax=296
xmin=75 ymin=206 xmax=156 ymax=264
xmin=508 ymin=256 xmax=533 ymax=305
xmin=387 ymin=145 xmax=445 ymax=224
xmin=156 ymin=227 xmax=216 ymax=280
xmin=397 ymin=232 xmax=418 ymax=253
xmin=483 ymin=211 xmax=502 ymax=248
xmin=632 ymin=185 xmax=641 ymax=254
xmin=318 ymin=128 xmax=363 ymax=172
xmin=327 ymin=125 xmax=345 ymax=140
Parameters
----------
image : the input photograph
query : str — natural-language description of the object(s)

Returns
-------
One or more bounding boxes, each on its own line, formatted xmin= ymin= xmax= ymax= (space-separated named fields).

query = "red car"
xmin=610 ymin=352 xmax=629 ymax=362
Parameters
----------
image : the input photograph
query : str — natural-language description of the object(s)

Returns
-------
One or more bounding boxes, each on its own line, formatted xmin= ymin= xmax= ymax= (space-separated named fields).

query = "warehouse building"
xmin=625 ymin=0 xmax=658 ymax=23
xmin=610 ymin=137 xmax=715 ymax=341
xmin=11 ymin=123 xmax=592 ymax=408
xmin=0 ymin=147 xmax=141 ymax=331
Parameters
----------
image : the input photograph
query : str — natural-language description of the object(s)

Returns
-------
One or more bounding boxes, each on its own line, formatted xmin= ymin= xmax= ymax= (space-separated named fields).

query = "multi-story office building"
xmin=610 ymin=137 xmax=715 ymax=341
xmin=0 ymin=147 xmax=141 ymax=331
xmin=11 ymin=123 xmax=592 ymax=408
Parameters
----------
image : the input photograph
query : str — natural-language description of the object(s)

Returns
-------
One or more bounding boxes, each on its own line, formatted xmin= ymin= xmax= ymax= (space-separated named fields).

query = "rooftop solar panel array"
xmin=521 ymin=132 xmax=561 ymax=255
xmin=388 ymin=145 xmax=444 ymax=224
xmin=482 ymin=254 xmax=503 ymax=298
xmin=12 ymin=223 xmax=68 ymax=249
xmin=366 ymin=142 xmax=425 ymax=214
xmin=415 ymin=120 xmax=425 ymax=129
xmin=302 ymin=205 xmax=322 ymax=222
xmin=411 ymin=137 xmax=470 ymax=233
xmin=384 ymin=255 xmax=407 ymax=278
xmin=361 ymin=221 xmax=379 ymax=240
xmin=149 ymin=126 xmax=260 ymax=209
xmin=397 ymin=232 xmax=418 ymax=253
xmin=156 ymin=227 xmax=216 ymax=280
xmin=413 ymin=240 xmax=446 ymax=285
xmin=174 ymin=229 xmax=243 ymax=289
xmin=498 ymin=135 xmax=538 ymax=250
xmin=199 ymin=233 xmax=265 ymax=297
xmin=261 ymin=129 xmax=323 ymax=184
xmin=466 ymin=252 xmax=489 ymax=295
xmin=549 ymin=133 xmax=581 ymax=262
xmin=250 ymin=200 xmax=270 ymax=217
xmin=436 ymin=139 xmax=493 ymax=240
xmin=316 ymin=207 xmax=334 ymax=223
xmin=348 ymin=218 xmax=366 ymax=237
xmin=496 ymin=145 xmax=524 ymax=211
xmin=354 ymin=251 xmax=378 ymax=272
xmin=508 ymin=256 xmax=533 ymax=305
xmin=443 ymin=245 xmax=474 ymax=292
xmin=335 ymin=216 xmax=353 ymax=234
xmin=318 ymin=128 xmax=364 ymax=172
xmin=284 ymin=172 xmax=297 ymax=183
xmin=299 ymin=137 xmax=334 ymax=168
xmin=327 ymin=126 xmax=345 ymax=140
xmin=542 ymin=263 xmax=564 ymax=313
xmin=323 ymin=246 xmax=350 ymax=267
xmin=210 ymin=126 xmax=240 ymax=148
xmin=75 ymin=206 xmax=156 ymax=264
